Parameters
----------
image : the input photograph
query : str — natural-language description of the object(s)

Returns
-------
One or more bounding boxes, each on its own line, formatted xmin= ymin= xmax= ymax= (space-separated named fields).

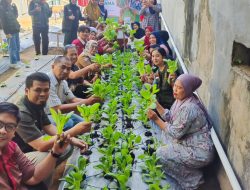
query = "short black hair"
xmin=152 ymin=47 xmax=167 ymax=58
xmin=63 ymin=44 xmax=77 ymax=55
xmin=78 ymin=25 xmax=90 ymax=33
xmin=25 ymin=72 xmax=50 ymax=89
xmin=0 ymin=102 xmax=20 ymax=123
xmin=53 ymin=56 xmax=70 ymax=65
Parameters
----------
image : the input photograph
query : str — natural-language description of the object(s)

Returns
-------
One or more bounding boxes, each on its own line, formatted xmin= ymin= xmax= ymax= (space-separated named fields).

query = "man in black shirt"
xmin=14 ymin=72 xmax=91 ymax=154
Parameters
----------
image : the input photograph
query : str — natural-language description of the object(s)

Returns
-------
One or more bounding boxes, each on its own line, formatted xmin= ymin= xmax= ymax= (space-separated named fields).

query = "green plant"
xmin=94 ymin=155 xmax=113 ymax=175
xmin=107 ymin=165 xmax=131 ymax=190
xmin=78 ymin=133 xmax=93 ymax=146
xmin=43 ymin=109 xmax=73 ymax=140
xmin=77 ymin=103 xmax=100 ymax=122
xmin=61 ymin=156 xmax=88 ymax=190
xmin=122 ymin=131 xmax=142 ymax=151
xmin=166 ymin=59 xmax=178 ymax=83
xmin=86 ymin=79 xmax=110 ymax=100
xmin=138 ymin=152 xmax=167 ymax=187
xmin=134 ymin=40 xmax=145 ymax=54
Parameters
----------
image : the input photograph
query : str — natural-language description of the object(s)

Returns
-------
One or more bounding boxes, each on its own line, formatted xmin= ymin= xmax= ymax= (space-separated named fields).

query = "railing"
xmin=159 ymin=13 xmax=242 ymax=190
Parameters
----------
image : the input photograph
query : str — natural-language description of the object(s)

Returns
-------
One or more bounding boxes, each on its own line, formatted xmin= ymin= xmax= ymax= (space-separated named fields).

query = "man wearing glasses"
xmin=0 ymin=102 xmax=70 ymax=189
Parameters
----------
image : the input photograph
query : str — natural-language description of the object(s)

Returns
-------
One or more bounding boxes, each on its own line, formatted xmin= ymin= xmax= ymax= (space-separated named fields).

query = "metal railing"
xmin=159 ymin=12 xmax=242 ymax=190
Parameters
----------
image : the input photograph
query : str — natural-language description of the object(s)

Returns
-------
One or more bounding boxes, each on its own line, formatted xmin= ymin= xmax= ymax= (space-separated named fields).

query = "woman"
xmin=0 ymin=0 xmax=21 ymax=69
xmin=77 ymin=40 xmax=98 ymax=69
xmin=152 ymin=48 xmax=176 ymax=109
xmin=84 ymin=0 xmax=101 ymax=27
xmin=72 ymin=25 xmax=90 ymax=55
xmin=89 ymin=27 xmax=98 ymax=40
xmin=98 ymin=0 xmax=108 ymax=20
xmin=131 ymin=22 xmax=145 ymax=39
xmin=62 ymin=0 xmax=85 ymax=46
xmin=139 ymin=0 xmax=162 ymax=31
xmin=150 ymin=31 xmax=173 ymax=58
xmin=144 ymin=26 xmax=153 ymax=50
xmin=147 ymin=74 xmax=214 ymax=190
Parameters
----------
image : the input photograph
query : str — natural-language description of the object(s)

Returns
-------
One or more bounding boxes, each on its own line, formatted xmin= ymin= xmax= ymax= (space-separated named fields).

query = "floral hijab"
xmin=82 ymin=40 xmax=98 ymax=57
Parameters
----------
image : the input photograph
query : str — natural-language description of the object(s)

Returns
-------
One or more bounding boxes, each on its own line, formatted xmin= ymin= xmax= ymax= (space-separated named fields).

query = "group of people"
xmin=0 ymin=0 xmax=215 ymax=190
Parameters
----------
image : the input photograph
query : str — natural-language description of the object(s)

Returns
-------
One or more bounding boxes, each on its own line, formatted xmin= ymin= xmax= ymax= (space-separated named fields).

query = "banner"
xmin=104 ymin=0 xmax=142 ymax=22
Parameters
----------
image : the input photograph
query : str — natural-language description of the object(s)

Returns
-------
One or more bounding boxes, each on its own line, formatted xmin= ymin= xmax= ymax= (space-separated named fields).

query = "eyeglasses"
xmin=0 ymin=120 xmax=17 ymax=133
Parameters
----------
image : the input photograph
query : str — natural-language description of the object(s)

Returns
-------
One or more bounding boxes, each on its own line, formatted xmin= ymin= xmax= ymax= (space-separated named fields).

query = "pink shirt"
xmin=0 ymin=141 xmax=35 ymax=190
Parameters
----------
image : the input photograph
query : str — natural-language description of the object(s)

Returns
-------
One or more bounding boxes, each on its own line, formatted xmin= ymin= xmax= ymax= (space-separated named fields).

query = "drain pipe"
xmin=159 ymin=13 xmax=241 ymax=190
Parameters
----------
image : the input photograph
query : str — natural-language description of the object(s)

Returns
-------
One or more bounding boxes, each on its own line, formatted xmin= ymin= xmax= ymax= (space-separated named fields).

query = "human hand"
xmin=168 ymin=73 xmax=177 ymax=84
xmin=88 ymin=63 xmax=100 ymax=72
xmin=51 ymin=133 xmax=71 ymax=155
xmin=74 ymin=121 xmax=92 ymax=134
xmin=69 ymin=15 xmax=75 ymax=20
xmin=35 ymin=5 xmax=41 ymax=12
xmin=70 ymin=137 xmax=88 ymax=154
xmin=6 ymin=34 xmax=12 ymax=38
xmin=87 ymin=95 xmax=102 ymax=104
xmin=147 ymin=109 xmax=158 ymax=121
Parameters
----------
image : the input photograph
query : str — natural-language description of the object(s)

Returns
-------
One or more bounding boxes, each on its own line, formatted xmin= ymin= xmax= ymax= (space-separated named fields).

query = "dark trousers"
xmin=63 ymin=30 xmax=77 ymax=46
xmin=33 ymin=26 xmax=49 ymax=55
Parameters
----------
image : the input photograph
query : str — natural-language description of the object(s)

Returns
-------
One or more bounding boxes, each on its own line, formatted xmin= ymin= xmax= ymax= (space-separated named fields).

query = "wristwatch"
xmin=50 ymin=150 xmax=61 ymax=158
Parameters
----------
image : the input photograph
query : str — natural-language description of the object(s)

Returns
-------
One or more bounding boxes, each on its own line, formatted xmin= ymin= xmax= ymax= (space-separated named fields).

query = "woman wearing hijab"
xmin=139 ymin=0 xmax=162 ymax=31
xmin=62 ymin=0 xmax=85 ymax=45
xmin=77 ymin=40 xmax=98 ymax=69
xmin=131 ymin=22 xmax=145 ymax=39
xmin=144 ymin=26 xmax=153 ymax=50
xmin=98 ymin=0 xmax=108 ymax=20
xmin=148 ymin=74 xmax=214 ymax=190
xmin=150 ymin=30 xmax=173 ymax=58
xmin=84 ymin=0 xmax=101 ymax=27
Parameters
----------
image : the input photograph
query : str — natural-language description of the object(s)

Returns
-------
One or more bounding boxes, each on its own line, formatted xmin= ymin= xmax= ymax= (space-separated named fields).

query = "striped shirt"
xmin=46 ymin=72 xmax=75 ymax=112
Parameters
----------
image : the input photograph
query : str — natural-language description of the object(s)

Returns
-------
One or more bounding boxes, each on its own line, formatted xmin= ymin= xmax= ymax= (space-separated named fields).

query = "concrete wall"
xmin=160 ymin=0 xmax=250 ymax=189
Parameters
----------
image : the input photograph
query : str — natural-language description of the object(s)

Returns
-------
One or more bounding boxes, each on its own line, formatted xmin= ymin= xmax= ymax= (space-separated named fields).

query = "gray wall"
xmin=160 ymin=0 xmax=250 ymax=189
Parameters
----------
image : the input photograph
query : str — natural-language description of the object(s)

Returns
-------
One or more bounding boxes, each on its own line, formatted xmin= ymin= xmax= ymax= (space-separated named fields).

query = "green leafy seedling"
xmin=43 ymin=109 xmax=73 ymax=141
xmin=77 ymin=103 xmax=100 ymax=122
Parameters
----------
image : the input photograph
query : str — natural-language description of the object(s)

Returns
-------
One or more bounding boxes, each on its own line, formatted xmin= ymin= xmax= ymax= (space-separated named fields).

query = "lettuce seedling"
xmin=94 ymin=155 xmax=113 ymax=175
xmin=77 ymin=103 xmax=100 ymax=122
xmin=61 ymin=156 xmax=88 ymax=190
xmin=43 ymin=109 xmax=73 ymax=141
xmin=134 ymin=40 xmax=145 ymax=54
xmin=86 ymin=79 xmax=110 ymax=100
xmin=107 ymin=165 xmax=131 ymax=190
xmin=166 ymin=59 xmax=178 ymax=83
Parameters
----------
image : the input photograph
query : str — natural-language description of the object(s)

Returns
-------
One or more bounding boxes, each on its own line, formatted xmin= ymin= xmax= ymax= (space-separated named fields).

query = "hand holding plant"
xmin=52 ymin=133 xmax=71 ymax=155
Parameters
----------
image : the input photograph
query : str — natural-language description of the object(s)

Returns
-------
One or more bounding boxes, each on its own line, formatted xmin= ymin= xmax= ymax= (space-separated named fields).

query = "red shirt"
xmin=72 ymin=38 xmax=86 ymax=56
xmin=0 ymin=141 xmax=35 ymax=190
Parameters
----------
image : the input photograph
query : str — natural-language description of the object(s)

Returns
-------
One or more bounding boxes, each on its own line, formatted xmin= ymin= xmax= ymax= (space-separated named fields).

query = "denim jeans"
xmin=48 ymin=113 xmax=84 ymax=131
xmin=7 ymin=33 xmax=20 ymax=64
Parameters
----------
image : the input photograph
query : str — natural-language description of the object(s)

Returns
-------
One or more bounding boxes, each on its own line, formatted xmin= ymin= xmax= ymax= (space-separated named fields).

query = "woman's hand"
xmin=147 ymin=109 xmax=158 ymax=121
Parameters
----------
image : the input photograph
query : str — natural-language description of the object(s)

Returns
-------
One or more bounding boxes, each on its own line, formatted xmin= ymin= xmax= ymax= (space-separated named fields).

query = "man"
xmin=47 ymin=56 xmax=100 ymax=130
xmin=14 ymin=72 xmax=90 ymax=154
xmin=29 ymin=0 xmax=52 ymax=55
xmin=0 ymin=0 xmax=22 ymax=69
xmin=64 ymin=44 xmax=100 ymax=98
xmin=0 ymin=102 xmax=70 ymax=189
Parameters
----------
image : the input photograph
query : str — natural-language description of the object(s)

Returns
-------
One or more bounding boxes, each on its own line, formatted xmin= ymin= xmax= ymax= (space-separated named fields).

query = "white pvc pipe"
xmin=160 ymin=13 xmax=242 ymax=190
